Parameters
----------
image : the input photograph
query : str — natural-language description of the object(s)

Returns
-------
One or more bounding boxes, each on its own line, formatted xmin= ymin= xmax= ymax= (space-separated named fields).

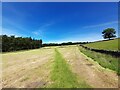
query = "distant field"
xmin=84 ymin=38 xmax=119 ymax=51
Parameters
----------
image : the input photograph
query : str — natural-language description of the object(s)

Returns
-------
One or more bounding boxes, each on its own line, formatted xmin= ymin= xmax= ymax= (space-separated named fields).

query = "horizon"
xmin=2 ymin=2 xmax=118 ymax=43
xmin=1 ymin=34 xmax=118 ymax=44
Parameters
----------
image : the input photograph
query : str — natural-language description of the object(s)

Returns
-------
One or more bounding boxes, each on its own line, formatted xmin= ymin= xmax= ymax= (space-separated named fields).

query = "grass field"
xmin=78 ymin=46 xmax=119 ymax=74
xmin=2 ymin=45 xmax=118 ymax=88
xmin=2 ymin=48 xmax=54 ymax=88
xmin=84 ymin=38 xmax=119 ymax=51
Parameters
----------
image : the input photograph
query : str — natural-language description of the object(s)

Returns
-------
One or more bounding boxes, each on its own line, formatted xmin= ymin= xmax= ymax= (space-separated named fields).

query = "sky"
xmin=2 ymin=2 xmax=118 ymax=43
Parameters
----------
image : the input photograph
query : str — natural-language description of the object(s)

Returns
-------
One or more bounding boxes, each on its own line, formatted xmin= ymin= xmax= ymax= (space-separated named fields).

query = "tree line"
xmin=42 ymin=42 xmax=89 ymax=47
xmin=1 ymin=35 xmax=89 ymax=52
xmin=1 ymin=35 xmax=42 ymax=52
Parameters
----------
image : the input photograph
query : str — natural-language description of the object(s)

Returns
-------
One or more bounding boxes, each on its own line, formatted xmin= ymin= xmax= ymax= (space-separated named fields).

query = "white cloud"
xmin=33 ymin=31 xmax=39 ymax=35
xmin=32 ymin=29 xmax=44 ymax=37
xmin=83 ymin=21 xmax=118 ymax=29
xmin=0 ymin=25 xmax=2 ymax=35
xmin=3 ymin=17 xmax=26 ymax=31
xmin=32 ymin=29 xmax=43 ymax=36
xmin=41 ymin=23 xmax=53 ymax=28
xmin=2 ymin=17 xmax=32 ymax=36
xmin=32 ymin=22 xmax=54 ymax=37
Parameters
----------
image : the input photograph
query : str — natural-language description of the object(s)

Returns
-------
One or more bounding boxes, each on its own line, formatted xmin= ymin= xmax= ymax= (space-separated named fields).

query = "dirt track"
xmin=58 ymin=46 xmax=118 ymax=88
xmin=2 ymin=46 xmax=118 ymax=88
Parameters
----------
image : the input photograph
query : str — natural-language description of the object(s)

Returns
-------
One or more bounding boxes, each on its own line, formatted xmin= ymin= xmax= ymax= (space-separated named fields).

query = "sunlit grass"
xmin=78 ymin=46 xmax=119 ymax=74
xmin=49 ymin=48 xmax=91 ymax=88
xmin=84 ymin=38 xmax=119 ymax=51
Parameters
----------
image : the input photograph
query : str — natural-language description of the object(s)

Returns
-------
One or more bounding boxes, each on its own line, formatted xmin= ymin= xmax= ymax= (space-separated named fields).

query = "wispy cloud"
xmin=2 ymin=5 xmax=30 ymax=36
xmin=2 ymin=16 xmax=33 ymax=37
xmin=0 ymin=25 xmax=2 ymax=35
xmin=39 ymin=23 xmax=53 ymax=28
xmin=32 ymin=30 xmax=43 ymax=36
xmin=2 ymin=27 xmax=25 ymax=37
xmin=83 ymin=21 xmax=118 ymax=29
xmin=44 ymin=33 xmax=103 ymax=43
xmin=2 ymin=17 xmax=29 ymax=37
xmin=32 ymin=22 xmax=54 ymax=36
xmin=3 ymin=4 xmax=27 ymax=19
xmin=3 ymin=17 xmax=26 ymax=31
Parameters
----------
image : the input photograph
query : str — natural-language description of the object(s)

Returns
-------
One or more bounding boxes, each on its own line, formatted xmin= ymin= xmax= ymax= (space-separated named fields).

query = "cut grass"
xmin=2 ymin=48 xmax=54 ymax=88
xmin=49 ymin=48 xmax=90 ymax=88
xmin=78 ymin=46 xmax=119 ymax=74
xmin=20 ymin=77 xmax=29 ymax=82
xmin=84 ymin=38 xmax=119 ymax=51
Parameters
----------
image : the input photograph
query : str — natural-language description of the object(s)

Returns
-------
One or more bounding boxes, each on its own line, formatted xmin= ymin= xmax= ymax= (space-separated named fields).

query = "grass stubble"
xmin=48 ymin=48 xmax=91 ymax=88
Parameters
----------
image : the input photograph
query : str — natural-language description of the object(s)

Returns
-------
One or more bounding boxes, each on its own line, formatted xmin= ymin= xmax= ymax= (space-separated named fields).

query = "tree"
xmin=2 ymin=35 xmax=42 ymax=52
xmin=102 ymin=28 xmax=116 ymax=40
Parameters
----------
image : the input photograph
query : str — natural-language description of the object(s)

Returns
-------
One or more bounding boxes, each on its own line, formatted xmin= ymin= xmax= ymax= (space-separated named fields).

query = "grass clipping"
xmin=49 ymin=48 xmax=90 ymax=88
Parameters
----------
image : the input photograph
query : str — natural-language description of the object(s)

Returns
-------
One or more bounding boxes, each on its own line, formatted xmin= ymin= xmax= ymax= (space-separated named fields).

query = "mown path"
xmin=49 ymin=48 xmax=90 ymax=88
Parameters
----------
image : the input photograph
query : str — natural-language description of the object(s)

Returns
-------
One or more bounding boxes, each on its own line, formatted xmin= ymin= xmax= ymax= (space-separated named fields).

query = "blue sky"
xmin=2 ymin=2 xmax=118 ymax=43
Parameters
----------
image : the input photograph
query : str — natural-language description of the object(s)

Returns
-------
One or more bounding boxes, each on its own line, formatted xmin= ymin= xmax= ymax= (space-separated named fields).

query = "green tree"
xmin=2 ymin=35 xmax=42 ymax=52
xmin=102 ymin=28 xmax=116 ymax=40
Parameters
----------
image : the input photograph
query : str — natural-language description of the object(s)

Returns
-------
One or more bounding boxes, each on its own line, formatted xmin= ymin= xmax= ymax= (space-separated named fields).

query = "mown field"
xmin=84 ymin=38 xmax=119 ymax=51
xmin=2 ymin=45 xmax=118 ymax=88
